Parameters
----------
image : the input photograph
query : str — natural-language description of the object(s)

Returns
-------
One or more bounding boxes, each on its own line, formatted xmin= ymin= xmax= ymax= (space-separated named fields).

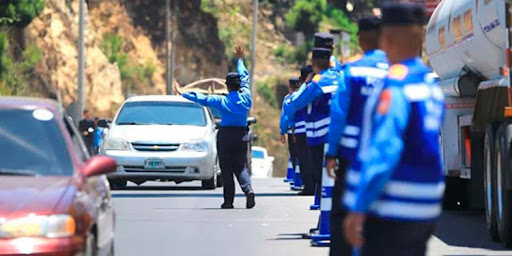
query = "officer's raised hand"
xmin=234 ymin=45 xmax=245 ymax=59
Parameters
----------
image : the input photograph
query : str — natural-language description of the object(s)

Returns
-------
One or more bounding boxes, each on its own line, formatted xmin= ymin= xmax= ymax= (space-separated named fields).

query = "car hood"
xmin=0 ymin=176 xmax=72 ymax=218
xmin=109 ymin=125 xmax=210 ymax=143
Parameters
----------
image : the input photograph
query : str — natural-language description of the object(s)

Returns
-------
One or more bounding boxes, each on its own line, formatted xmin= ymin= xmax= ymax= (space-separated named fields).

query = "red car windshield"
xmin=0 ymin=108 xmax=74 ymax=176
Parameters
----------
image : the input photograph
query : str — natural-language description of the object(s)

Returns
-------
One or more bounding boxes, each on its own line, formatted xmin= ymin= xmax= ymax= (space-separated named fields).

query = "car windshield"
xmin=0 ymin=108 xmax=74 ymax=176
xmin=252 ymin=150 xmax=265 ymax=159
xmin=116 ymin=101 xmax=207 ymax=126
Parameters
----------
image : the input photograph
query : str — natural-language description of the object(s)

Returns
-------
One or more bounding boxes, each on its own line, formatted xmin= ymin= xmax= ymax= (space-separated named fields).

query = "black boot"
xmin=246 ymin=192 xmax=255 ymax=209
xmin=221 ymin=203 xmax=234 ymax=209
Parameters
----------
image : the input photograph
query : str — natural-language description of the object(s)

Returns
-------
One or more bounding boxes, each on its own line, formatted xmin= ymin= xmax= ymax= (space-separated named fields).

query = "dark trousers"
xmin=330 ymin=158 xmax=352 ymax=256
xmin=217 ymin=127 xmax=253 ymax=204
xmin=295 ymin=134 xmax=314 ymax=193
xmin=360 ymin=218 xmax=435 ymax=256
xmin=309 ymin=144 xmax=325 ymax=199
xmin=287 ymin=134 xmax=298 ymax=170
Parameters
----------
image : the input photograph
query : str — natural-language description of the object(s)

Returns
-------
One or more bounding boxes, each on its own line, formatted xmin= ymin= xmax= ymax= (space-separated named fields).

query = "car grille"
xmin=131 ymin=143 xmax=180 ymax=152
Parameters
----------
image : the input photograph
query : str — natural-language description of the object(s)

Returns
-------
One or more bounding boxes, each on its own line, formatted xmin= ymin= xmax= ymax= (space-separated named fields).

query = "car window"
xmin=64 ymin=116 xmax=90 ymax=162
xmin=0 ymin=108 xmax=74 ymax=176
xmin=116 ymin=101 xmax=207 ymax=126
xmin=252 ymin=150 xmax=265 ymax=159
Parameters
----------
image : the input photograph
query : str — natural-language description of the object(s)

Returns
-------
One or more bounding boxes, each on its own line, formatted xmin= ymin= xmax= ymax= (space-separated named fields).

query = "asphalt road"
xmin=112 ymin=178 xmax=512 ymax=256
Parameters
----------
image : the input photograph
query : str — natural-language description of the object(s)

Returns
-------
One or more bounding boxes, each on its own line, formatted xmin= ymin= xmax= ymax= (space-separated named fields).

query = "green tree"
xmin=285 ymin=0 xmax=328 ymax=39
xmin=0 ymin=0 xmax=45 ymax=27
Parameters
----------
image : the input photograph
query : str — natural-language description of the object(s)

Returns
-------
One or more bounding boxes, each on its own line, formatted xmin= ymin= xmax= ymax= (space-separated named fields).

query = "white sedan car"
xmin=251 ymin=146 xmax=274 ymax=178
xmin=100 ymin=95 xmax=220 ymax=189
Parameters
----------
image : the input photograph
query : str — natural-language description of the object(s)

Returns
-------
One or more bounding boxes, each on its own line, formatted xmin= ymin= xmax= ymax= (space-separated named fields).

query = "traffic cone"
xmin=310 ymin=152 xmax=334 ymax=246
xmin=309 ymin=188 xmax=320 ymax=210
xmin=283 ymin=157 xmax=294 ymax=183
xmin=291 ymin=164 xmax=303 ymax=191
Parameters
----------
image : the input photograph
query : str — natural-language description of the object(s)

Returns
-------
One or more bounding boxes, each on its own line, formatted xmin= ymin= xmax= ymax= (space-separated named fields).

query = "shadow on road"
xmin=114 ymin=185 xmax=204 ymax=191
xmin=434 ymin=210 xmax=508 ymax=251
xmin=112 ymin=192 xmax=302 ymax=198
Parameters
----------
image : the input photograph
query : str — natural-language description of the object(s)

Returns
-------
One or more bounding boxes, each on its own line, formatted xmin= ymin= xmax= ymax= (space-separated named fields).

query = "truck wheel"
xmin=485 ymin=124 xmax=499 ymax=241
xmin=496 ymin=121 xmax=512 ymax=247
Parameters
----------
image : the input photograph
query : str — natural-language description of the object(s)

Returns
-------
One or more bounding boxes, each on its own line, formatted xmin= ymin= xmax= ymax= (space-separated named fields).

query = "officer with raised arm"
xmin=326 ymin=16 xmax=389 ymax=256
xmin=182 ymin=45 xmax=255 ymax=209
xmin=343 ymin=4 xmax=445 ymax=255
xmin=285 ymin=48 xmax=344 ymax=202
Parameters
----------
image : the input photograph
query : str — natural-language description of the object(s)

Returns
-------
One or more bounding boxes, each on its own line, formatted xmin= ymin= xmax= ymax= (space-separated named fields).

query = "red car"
xmin=0 ymin=97 xmax=116 ymax=256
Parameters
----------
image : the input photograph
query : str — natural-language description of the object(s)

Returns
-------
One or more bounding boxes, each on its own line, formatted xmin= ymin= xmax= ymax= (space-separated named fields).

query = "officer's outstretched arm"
xmin=182 ymin=92 xmax=223 ymax=110
xmin=352 ymin=88 xmax=410 ymax=213
xmin=326 ymin=70 xmax=349 ymax=158
xmin=286 ymin=81 xmax=323 ymax=120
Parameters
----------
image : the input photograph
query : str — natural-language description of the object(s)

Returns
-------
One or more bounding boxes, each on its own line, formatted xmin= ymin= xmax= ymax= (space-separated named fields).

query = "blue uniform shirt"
xmin=326 ymin=50 xmax=389 ymax=158
xmin=285 ymin=68 xmax=343 ymax=146
xmin=280 ymin=91 xmax=307 ymax=135
xmin=183 ymin=59 xmax=252 ymax=127
xmin=344 ymin=57 xmax=445 ymax=221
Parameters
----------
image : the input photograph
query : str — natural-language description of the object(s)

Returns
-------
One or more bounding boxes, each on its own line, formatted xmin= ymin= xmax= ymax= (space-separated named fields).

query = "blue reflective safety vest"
xmin=280 ymin=92 xmax=307 ymax=135
xmin=344 ymin=57 xmax=445 ymax=222
xmin=182 ymin=59 xmax=251 ymax=127
xmin=326 ymin=50 xmax=389 ymax=159
xmin=286 ymin=68 xmax=344 ymax=146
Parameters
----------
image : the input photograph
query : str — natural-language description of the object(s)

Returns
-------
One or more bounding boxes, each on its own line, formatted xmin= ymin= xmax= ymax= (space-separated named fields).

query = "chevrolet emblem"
xmin=152 ymin=145 xmax=159 ymax=150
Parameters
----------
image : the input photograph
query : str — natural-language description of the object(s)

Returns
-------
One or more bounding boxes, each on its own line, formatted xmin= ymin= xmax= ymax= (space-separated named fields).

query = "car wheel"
xmin=202 ymin=174 xmax=216 ymax=190
xmin=484 ymin=124 xmax=499 ymax=241
xmin=109 ymin=180 xmax=127 ymax=190
xmin=496 ymin=121 xmax=512 ymax=247
xmin=85 ymin=233 xmax=98 ymax=256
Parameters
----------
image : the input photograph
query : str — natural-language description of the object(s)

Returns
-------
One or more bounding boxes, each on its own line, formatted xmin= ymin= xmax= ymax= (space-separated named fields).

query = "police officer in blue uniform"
xmin=182 ymin=45 xmax=255 ymax=209
xmin=285 ymin=47 xmax=344 ymax=202
xmin=326 ymin=16 xmax=388 ymax=256
xmin=280 ymin=78 xmax=301 ymax=180
xmin=281 ymin=71 xmax=315 ymax=195
xmin=343 ymin=4 xmax=445 ymax=255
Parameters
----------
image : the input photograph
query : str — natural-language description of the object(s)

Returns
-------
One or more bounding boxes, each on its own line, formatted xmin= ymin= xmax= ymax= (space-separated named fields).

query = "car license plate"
xmin=144 ymin=158 xmax=165 ymax=170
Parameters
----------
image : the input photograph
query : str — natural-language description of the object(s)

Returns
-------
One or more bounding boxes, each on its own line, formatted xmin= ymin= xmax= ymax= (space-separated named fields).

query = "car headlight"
xmin=0 ymin=214 xmax=76 ymax=238
xmin=104 ymin=137 xmax=130 ymax=151
xmin=180 ymin=140 xmax=208 ymax=152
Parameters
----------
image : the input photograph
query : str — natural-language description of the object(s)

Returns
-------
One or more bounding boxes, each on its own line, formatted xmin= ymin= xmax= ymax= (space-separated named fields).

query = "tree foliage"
xmin=285 ymin=0 xmax=356 ymax=39
xmin=0 ymin=0 xmax=45 ymax=27
xmin=0 ymin=31 xmax=42 ymax=95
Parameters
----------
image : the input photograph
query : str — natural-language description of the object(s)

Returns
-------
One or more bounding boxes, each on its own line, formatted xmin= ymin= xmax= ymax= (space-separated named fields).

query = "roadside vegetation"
xmin=0 ymin=0 xmax=44 ymax=96
xmin=100 ymin=33 xmax=157 ymax=96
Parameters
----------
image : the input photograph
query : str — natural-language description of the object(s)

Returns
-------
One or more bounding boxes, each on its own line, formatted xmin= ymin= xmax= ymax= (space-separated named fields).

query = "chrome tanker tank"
xmin=426 ymin=0 xmax=506 ymax=82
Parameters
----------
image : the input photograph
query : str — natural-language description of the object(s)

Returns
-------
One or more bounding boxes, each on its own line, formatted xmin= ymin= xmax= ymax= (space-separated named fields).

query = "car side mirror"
xmin=215 ymin=119 xmax=221 ymax=129
xmin=268 ymin=156 xmax=275 ymax=162
xmin=83 ymin=156 xmax=117 ymax=178
xmin=97 ymin=119 xmax=112 ymax=128
xmin=247 ymin=117 xmax=257 ymax=125
xmin=252 ymin=134 xmax=259 ymax=142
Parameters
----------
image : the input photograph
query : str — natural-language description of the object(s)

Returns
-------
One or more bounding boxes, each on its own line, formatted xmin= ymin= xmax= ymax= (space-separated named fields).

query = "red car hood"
xmin=0 ymin=176 xmax=73 ymax=219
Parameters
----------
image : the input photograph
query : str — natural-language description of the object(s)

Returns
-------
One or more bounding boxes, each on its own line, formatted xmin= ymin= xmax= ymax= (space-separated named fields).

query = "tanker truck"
xmin=426 ymin=0 xmax=512 ymax=246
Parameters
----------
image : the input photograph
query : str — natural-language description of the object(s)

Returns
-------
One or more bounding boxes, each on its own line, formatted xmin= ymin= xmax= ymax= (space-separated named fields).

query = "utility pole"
xmin=76 ymin=0 xmax=85 ymax=125
xmin=165 ymin=0 xmax=173 ymax=95
xmin=250 ymin=0 xmax=258 ymax=97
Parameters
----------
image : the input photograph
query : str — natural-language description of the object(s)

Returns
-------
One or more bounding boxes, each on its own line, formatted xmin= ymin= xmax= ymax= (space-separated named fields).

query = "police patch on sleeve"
xmin=377 ymin=89 xmax=392 ymax=114
xmin=388 ymin=64 xmax=408 ymax=81
xmin=312 ymin=74 xmax=322 ymax=83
